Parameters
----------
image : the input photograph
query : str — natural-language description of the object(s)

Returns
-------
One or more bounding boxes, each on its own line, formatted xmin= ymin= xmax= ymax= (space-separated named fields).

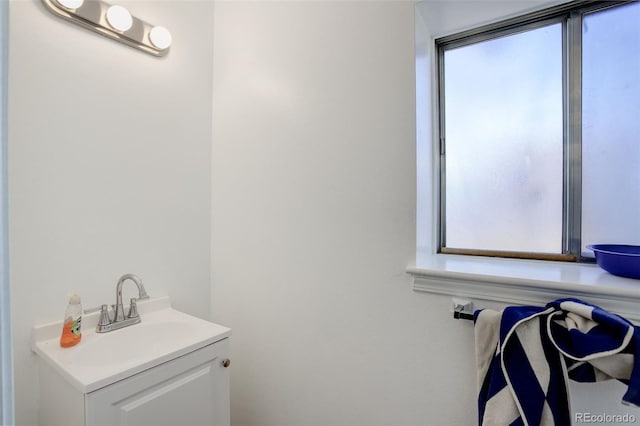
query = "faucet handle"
xmin=113 ymin=302 xmax=125 ymax=322
xmin=98 ymin=304 xmax=111 ymax=326
xmin=127 ymin=298 xmax=139 ymax=319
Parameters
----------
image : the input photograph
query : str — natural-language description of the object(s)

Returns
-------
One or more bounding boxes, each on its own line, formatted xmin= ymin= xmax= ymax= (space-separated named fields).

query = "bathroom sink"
xmin=32 ymin=296 xmax=231 ymax=393
xmin=70 ymin=319 xmax=200 ymax=366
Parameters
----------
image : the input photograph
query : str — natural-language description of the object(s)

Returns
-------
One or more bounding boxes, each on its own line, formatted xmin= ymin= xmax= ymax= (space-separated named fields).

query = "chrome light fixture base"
xmin=41 ymin=0 xmax=171 ymax=57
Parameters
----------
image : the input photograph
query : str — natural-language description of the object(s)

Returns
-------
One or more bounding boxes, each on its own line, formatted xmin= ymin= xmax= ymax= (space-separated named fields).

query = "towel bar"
xmin=452 ymin=298 xmax=475 ymax=321
xmin=453 ymin=310 xmax=474 ymax=320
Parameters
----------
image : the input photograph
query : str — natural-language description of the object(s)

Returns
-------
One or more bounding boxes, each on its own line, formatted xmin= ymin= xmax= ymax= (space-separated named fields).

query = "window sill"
xmin=407 ymin=253 xmax=640 ymax=322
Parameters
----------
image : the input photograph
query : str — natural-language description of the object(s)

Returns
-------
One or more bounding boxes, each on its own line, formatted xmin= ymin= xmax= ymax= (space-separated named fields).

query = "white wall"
xmin=210 ymin=2 xmax=478 ymax=425
xmin=8 ymin=1 xmax=214 ymax=424
xmin=211 ymin=1 xmax=634 ymax=426
xmin=8 ymin=0 xmax=632 ymax=425
xmin=417 ymin=0 xmax=565 ymax=37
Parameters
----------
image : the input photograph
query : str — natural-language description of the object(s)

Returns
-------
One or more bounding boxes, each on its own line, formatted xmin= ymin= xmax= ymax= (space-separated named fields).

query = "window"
xmin=581 ymin=3 xmax=640 ymax=256
xmin=436 ymin=0 xmax=640 ymax=261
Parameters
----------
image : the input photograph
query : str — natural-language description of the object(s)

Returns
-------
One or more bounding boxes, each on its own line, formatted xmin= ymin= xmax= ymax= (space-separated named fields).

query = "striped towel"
xmin=475 ymin=298 xmax=640 ymax=426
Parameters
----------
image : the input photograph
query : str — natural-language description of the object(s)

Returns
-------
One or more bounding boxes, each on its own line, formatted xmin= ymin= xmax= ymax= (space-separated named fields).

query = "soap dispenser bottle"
xmin=60 ymin=294 xmax=82 ymax=348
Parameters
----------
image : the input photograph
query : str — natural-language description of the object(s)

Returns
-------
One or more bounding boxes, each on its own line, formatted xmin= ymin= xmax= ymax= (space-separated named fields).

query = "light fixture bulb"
xmin=149 ymin=26 xmax=172 ymax=50
xmin=55 ymin=0 xmax=84 ymax=10
xmin=106 ymin=5 xmax=133 ymax=32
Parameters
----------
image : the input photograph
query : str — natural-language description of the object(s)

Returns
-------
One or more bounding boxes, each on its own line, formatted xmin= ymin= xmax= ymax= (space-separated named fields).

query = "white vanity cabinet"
xmin=39 ymin=339 xmax=230 ymax=426
xmin=32 ymin=297 xmax=231 ymax=426
xmin=86 ymin=339 xmax=229 ymax=426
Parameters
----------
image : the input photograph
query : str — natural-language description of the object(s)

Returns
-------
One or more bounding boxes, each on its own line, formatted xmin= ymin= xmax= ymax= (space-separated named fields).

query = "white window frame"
xmin=409 ymin=0 xmax=640 ymax=321
xmin=0 ymin=0 xmax=14 ymax=424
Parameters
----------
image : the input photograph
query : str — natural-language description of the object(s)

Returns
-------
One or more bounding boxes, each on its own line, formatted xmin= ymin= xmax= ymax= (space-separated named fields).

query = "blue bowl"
xmin=587 ymin=244 xmax=640 ymax=279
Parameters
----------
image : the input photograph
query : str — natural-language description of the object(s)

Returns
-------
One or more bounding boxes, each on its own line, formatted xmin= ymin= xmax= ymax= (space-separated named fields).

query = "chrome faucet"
xmin=96 ymin=273 xmax=150 ymax=333
xmin=114 ymin=274 xmax=149 ymax=321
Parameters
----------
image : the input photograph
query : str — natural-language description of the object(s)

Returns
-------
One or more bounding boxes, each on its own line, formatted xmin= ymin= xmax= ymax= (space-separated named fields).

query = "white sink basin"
xmin=32 ymin=296 xmax=231 ymax=393
xmin=70 ymin=317 xmax=200 ymax=367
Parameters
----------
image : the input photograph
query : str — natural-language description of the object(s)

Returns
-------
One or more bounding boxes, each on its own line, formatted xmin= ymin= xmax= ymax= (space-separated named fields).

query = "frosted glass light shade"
xmin=55 ymin=0 xmax=84 ymax=10
xmin=106 ymin=5 xmax=133 ymax=32
xmin=149 ymin=26 xmax=172 ymax=50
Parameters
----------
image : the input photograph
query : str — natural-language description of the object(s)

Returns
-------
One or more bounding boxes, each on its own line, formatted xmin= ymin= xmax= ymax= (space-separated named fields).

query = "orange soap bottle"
xmin=60 ymin=294 xmax=82 ymax=348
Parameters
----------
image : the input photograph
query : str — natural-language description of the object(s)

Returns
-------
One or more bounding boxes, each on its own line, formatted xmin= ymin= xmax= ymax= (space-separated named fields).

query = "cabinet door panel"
xmin=86 ymin=340 xmax=230 ymax=426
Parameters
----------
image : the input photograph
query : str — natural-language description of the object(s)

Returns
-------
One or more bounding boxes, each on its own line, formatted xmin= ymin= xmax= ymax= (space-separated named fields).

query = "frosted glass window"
xmin=582 ymin=2 xmax=640 ymax=255
xmin=436 ymin=2 xmax=640 ymax=261
xmin=443 ymin=24 xmax=563 ymax=253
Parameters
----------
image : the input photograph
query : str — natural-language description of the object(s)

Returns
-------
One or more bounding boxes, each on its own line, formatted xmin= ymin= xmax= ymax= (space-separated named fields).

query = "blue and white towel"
xmin=475 ymin=298 xmax=640 ymax=426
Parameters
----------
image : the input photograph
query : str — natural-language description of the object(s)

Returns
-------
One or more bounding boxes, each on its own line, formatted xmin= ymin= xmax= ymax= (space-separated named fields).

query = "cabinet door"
xmin=86 ymin=339 xmax=230 ymax=426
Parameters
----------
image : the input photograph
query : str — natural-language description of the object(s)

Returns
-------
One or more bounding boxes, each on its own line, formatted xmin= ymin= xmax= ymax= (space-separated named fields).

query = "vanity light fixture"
xmin=41 ymin=0 xmax=172 ymax=57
